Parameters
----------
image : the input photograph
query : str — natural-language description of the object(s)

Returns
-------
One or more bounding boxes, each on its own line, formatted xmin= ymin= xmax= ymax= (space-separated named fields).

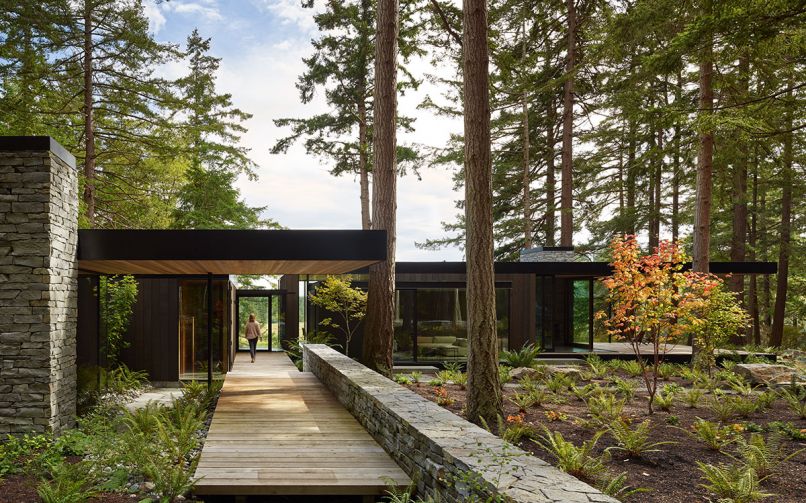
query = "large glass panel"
xmin=572 ymin=280 xmax=591 ymax=346
xmin=496 ymin=288 xmax=510 ymax=352
xmin=593 ymin=281 xmax=610 ymax=342
xmin=271 ymin=294 xmax=284 ymax=350
xmin=238 ymin=296 xmax=270 ymax=351
xmin=393 ymin=290 xmax=415 ymax=361
xmin=179 ymin=279 xmax=227 ymax=380
xmin=416 ymin=288 xmax=467 ymax=362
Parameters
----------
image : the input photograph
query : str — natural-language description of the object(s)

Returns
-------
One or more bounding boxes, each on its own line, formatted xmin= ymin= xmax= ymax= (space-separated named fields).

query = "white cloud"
xmin=144 ymin=1 xmax=167 ymax=33
xmin=163 ymin=0 xmax=223 ymax=21
xmin=254 ymin=0 xmax=319 ymax=32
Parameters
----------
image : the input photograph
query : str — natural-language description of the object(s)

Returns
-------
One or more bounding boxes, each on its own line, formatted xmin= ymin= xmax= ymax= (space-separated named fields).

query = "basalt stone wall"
xmin=303 ymin=344 xmax=616 ymax=503
xmin=0 ymin=137 xmax=79 ymax=434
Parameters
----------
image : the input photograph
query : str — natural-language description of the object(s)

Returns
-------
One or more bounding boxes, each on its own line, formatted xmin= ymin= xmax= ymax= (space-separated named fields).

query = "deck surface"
xmin=193 ymin=352 xmax=411 ymax=496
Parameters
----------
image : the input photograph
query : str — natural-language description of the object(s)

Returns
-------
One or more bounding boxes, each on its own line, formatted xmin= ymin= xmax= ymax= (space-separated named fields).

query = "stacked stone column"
xmin=0 ymin=137 xmax=78 ymax=434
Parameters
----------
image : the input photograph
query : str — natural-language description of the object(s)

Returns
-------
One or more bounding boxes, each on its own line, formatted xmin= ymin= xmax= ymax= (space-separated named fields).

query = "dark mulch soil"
xmin=406 ymin=374 xmax=806 ymax=503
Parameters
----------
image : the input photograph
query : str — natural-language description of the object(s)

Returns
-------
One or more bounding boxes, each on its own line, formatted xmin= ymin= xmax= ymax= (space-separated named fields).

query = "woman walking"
xmin=245 ymin=313 xmax=261 ymax=363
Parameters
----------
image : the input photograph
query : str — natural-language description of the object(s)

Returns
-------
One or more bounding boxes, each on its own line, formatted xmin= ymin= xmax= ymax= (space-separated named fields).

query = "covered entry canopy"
xmin=77 ymin=229 xmax=387 ymax=275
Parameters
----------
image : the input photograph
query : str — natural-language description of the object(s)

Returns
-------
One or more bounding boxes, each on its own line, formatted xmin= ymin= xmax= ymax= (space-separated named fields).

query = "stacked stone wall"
xmin=0 ymin=142 xmax=78 ymax=434
xmin=303 ymin=344 xmax=616 ymax=503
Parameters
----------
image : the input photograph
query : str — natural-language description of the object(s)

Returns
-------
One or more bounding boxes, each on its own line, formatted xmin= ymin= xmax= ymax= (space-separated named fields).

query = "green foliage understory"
xmin=400 ymin=354 xmax=805 ymax=502
xmin=0 ymin=379 xmax=222 ymax=503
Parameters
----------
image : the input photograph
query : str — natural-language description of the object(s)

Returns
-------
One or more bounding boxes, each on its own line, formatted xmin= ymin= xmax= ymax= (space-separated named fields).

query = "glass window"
xmin=393 ymin=290 xmax=415 ymax=361
xmin=179 ymin=279 xmax=228 ymax=380
xmin=572 ymin=280 xmax=591 ymax=347
xmin=238 ymin=297 xmax=270 ymax=351
xmin=496 ymin=288 xmax=510 ymax=352
xmin=416 ymin=288 xmax=468 ymax=362
xmin=593 ymin=281 xmax=610 ymax=342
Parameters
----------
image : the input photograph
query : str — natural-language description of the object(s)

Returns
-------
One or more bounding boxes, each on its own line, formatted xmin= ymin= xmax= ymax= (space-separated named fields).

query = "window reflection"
xmin=178 ymin=279 xmax=228 ymax=380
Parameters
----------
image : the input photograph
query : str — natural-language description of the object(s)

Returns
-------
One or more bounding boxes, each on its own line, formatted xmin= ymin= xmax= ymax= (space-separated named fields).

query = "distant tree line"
xmin=0 ymin=0 xmax=277 ymax=230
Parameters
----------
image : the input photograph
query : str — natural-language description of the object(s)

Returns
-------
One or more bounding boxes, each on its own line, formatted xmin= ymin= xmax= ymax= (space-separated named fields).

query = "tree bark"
xmin=357 ymin=0 xmax=372 ymax=231
xmin=545 ymin=97 xmax=556 ymax=246
xmin=672 ymin=72 xmax=683 ymax=243
xmin=83 ymin=0 xmax=96 ymax=226
xmin=361 ymin=0 xmax=398 ymax=373
xmin=759 ymin=187 xmax=772 ymax=332
xmin=692 ymin=1 xmax=714 ymax=274
xmin=626 ymin=121 xmax=637 ymax=235
xmin=728 ymin=54 xmax=750 ymax=345
xmin=770 ymin=90 xmax=793 ymax=347
xmin=559 ymin=0 xmax=576 ymax=247
xmin=522 ymin=90 xmax=532 ymax=248
xmin=463 ymin=0 xmax=501 ymax=426
xmin=358 ymin=98 xmax=371 ymax=230
xmin=748 ymin=161 xmax=760 ymax=345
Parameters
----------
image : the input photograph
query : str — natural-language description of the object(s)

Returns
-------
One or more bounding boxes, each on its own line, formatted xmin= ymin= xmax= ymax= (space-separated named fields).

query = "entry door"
xmin=237 ymin=291 xmax=286 ymax=351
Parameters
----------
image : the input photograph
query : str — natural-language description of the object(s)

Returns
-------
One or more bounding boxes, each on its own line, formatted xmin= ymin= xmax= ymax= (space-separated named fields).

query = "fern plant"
xmin=779 ymin=388 xmax=806 ymax=419
xmin=606 ymin=419 xmax=675 ymax=458
xmin=682 ymin=388 xmax=705 ymax=408
xmin=586 ymin=393 xmax=625 ymax=425
xmin=585 ymin=354 xmax=609 ymax=379
xmin=697 ymin=463 xmax=773 ymax=502
xmin=689 ymin=418 xmax=736 ymax=451
xmin=534 ymin=427 xmax=608 ymax=480
xmin=598 ymin=471 xmax=649 ymax=500
xmin=508 ymin=390 xmax=546 ymax=412
xmin=734 ymin=433 xmax=804 ymax=479
xmin=546 ymin=372 xmax=575 ymax=393
xmin=501 ymin=343 xmax=541 ymax=368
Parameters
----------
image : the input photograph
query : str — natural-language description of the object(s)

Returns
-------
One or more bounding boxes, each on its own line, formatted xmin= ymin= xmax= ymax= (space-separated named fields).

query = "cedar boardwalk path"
xmin=193 ymin=352 xmax=411 ymax=498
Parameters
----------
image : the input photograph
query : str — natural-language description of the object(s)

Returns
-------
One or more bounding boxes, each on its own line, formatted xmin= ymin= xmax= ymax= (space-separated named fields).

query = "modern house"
xmin=75 ymin=230 xmax=776 ymax=385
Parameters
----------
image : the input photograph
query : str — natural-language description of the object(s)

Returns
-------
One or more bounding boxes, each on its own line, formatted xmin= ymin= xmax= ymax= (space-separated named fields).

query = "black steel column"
xmin=207 ymin=272 xmax=213 ymax=389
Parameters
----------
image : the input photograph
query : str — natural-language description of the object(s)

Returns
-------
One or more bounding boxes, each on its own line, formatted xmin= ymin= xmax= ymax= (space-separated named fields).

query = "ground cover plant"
xmin=403 ymin=358 xmax=806 ymax=502
xmin=0 ymin=378 xmax=222 ymax=503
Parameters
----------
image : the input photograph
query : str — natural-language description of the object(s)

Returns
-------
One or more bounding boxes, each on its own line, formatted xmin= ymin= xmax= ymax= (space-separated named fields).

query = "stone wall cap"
xmin=0 ymin=136 xmax=76 ymax=170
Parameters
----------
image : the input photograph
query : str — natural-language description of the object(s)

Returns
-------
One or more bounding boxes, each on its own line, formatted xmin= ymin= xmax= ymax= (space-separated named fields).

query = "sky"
xmin=145 ymin=0 xmax=465 ymax=261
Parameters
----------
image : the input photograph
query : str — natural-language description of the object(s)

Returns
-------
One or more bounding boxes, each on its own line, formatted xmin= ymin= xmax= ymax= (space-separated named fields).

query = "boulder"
xmin=733 ymin=364 xmax=802 ymax=386
xmin=509 ymin=367 xmax=541 ymax=380
xmin=545 ymin=365 xmax=584 ymax=379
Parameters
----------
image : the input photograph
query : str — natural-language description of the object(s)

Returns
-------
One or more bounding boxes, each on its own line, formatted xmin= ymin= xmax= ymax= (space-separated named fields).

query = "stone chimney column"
xmin=0 ymin=137 xmax=79 ymax=434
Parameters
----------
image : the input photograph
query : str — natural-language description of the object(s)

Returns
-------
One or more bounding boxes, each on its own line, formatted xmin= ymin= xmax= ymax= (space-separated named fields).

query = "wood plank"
xmin=193 ymin=352 xmax=410 ymax=497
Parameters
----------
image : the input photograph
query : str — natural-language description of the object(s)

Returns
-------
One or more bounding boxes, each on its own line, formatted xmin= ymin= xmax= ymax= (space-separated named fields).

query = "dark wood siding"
xmin=120 ymin=278 xmax=179 ymax=382
xmin=279 ymin=275 xmax=299 ymax=348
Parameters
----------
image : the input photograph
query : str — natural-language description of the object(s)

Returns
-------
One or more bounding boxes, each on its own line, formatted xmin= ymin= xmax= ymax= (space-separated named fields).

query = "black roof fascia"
xmin=77 ymin=229 xmax=387 ymax=262
xmin=0 ymin=135 xmax=76 ymax=169
xmin=351 ymin=261 xmax=776 ymax=276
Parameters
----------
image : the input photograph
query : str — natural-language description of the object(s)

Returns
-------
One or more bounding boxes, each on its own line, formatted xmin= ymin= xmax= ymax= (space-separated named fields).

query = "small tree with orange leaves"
xmin=596 ymin=235 xmax=689 ymax=414
xmin=598 ymin=236 xmax=748 ymax=413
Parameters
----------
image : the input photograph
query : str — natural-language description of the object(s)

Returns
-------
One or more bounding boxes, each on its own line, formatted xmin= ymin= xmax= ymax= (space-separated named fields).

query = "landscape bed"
xmin=398 ymin=357 xmax=806 ymax=503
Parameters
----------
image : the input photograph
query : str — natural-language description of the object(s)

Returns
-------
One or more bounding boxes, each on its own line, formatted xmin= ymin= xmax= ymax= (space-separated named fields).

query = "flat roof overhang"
xmin=77 ymin=229 xmax=387 ymax=275
xmin=374 ymin=261 xmax=778 ymax=275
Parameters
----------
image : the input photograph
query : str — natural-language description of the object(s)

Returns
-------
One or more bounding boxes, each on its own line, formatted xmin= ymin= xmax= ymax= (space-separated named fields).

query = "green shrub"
xmin=682 ymin=388 xmax=705 ymax=408
xmin=410 ymin=371 xmax=423 ymax=384
xmin=609 ymin=376 xmax=636 ymax=400
xmin=546 ymin=372 xmax=575 ymax=393
xmin=498 ymin=365 xmax=513 ymax=386
xmin=697 ymin=463 xmax=772 ymax=502
xmin=453 ymin=372 xmax=468 ymax=389
xmin=394 ymin=373 xmax=412 ymax=385
xmin=501 ymin=343 xmax=541 ymax=368
xmin=779 ymin=388 xmax=806 ymax=419
xmin=36 ymin=460 xmax=98 ymax=503
xmin=585 ymin=355 xmax=609 ymax=379
xmin=435 ymin=370 xmax=456 ymax=383
xmin=766 ymin=421 xmax=806 ymax=441
xmin=621 ymin=360 xmax=644 ymax=377
xmin=586 ymin=393 xmax=625 ymax=425
xmin=534 ymin=427 xmax=608 ymax=480
xmin=690 ymin=418 xmax=736 ymax=451
xmin=657 ymin=363 xmax=680 ymax=380
xmin=665 ymin=415 xmax=680 ymax=426
xmin=653 ymin=391 xmax=675 ymax=411
xmin=735 ymin=433 xmax=804 ymax=479
xmin=607 ymin=419 xmax=674 ymax=458
xmin=106 ymin=364 xmax=148 ymax=394
xmin=598 ymin=471 xmax=649 ymax=500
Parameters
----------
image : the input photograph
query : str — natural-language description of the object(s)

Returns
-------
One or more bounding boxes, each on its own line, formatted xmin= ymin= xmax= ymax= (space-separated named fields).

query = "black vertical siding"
xmin=76 ymin=275 xmax=100 ymax=367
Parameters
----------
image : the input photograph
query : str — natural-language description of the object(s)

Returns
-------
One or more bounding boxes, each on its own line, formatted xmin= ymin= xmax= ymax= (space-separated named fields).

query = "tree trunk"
xmin=760 ymin=187 xmax=772 ymax=332
xmin=672 ymin=72 xmax=682 ymax=243
xmin=626 ymin=121 xmax=637 ymax=235
xmin=692 ymin=1 xmax=714 ymax=274
xmin=728 ymin=54 xmax=750 ymax=345
xmin=361 ymin=0 xmax=398 ymax=373
xmin=358 ymin=98 xmax=371 ymax=230
xmin=82 ymin=0 xmax=96 ymax=226
xmin=463 ymin=0 xmax=501 ymax=426
xmin=545 ymin=98 xmax=556 ymax=246
xmin=522 ymin=90 xmax=532 ymax=248
xmin=559 ymin=0 xmax=576 ymax=247
xmin=748 ymin=161 xmax=760 ymax=345
xmin=770 ymin=91 xmax=793 ymax=347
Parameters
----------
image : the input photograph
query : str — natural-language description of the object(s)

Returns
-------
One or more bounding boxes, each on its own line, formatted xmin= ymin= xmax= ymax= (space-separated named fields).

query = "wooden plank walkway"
xmin=193 ymin=352 xmax=411 ymax=497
